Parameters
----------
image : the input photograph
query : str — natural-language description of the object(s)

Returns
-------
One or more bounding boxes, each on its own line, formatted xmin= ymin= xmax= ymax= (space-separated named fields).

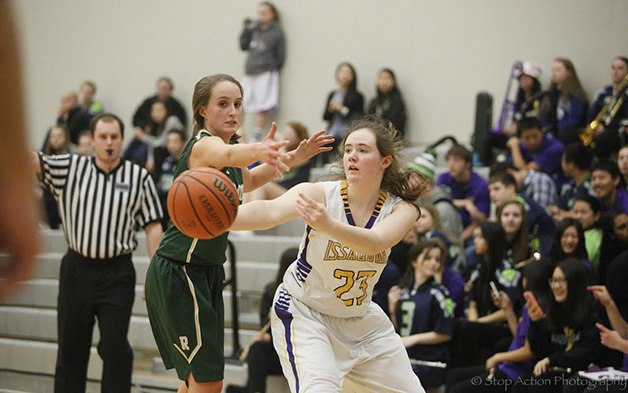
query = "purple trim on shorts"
xmin=274 ymin=290 xmax=299 ymax=392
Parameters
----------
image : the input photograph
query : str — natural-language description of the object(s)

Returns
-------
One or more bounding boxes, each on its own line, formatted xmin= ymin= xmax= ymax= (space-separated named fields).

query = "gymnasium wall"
xmin=12 ymin=0 xmax=628 ymax=148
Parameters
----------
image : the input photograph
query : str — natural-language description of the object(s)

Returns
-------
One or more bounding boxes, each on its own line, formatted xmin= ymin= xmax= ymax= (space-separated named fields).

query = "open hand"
xmin=296 ymin=192 xmax=331 ymax=232
xmin=260 ymin=122 xmax=290 ymax=176
xmin=282 ymin=130 xmax=334 ymax=167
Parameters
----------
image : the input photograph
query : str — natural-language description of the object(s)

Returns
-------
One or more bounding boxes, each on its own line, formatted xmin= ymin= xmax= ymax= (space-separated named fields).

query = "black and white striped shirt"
xmin=39 ymin=153 xmax=163 ymax=259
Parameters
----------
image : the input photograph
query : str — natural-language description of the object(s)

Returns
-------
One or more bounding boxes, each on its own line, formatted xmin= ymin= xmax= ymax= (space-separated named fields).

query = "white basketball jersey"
xmin=283 ymin=180 xmax=402 ymax=318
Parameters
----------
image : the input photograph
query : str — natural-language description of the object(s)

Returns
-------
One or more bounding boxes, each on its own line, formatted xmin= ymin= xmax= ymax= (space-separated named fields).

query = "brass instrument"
xmin=514 ymin=251 xmax=540 ymax=270
xmin=579 ymin=75 xmax=628 ymax=147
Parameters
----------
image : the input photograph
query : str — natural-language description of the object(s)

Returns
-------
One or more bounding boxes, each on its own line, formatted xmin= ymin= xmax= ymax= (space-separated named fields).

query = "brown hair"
xmin=89 ymin=112 xmax=125 ymax=138
xmin=497 ymin=198 xmax=530 ymax=264
xmin=191 ymin=74 xmax=244 ymax=135
xmin=329 ymin=115 xmax=429 ymax=202
xmin=285 ymin=120 xmax=309 ymax=141
xmin=553 ymin=57 xmax=586 ymax=100
xmin=260 ymin=1 xmax=280 ymax=21
xmin=399 ymin=238 xmax=447 ymax=288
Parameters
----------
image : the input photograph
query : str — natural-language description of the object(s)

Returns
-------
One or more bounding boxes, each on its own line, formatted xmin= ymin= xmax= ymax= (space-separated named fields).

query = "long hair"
xmin=191 ymin=74 xmax=244 ymax=136
xmin=376 ymin=68 xmax=400 ymax=98
xmin=553 ymin=57 xmax=586 ymax=100
xmin=336 ymin=62 xmax=358 ymax=91
xmin=549 ymin=218 xmax=587 ymax=264
xmin=522 ymin=259 xmax=553 ymax=308
xmin=398 ymin=238 xmax=447 ymax=289
xmin=497 ymin=198 xmax=530 ymax=264
xmin=477 ymin=222 xmax=507 ymax=315
xmin=328 ymin=115 xmax=429 ymax=202
xmin=548 ymin=258 xmax=594 ymax=331
xmin=260 ymin=1 xmax=280 ymax=22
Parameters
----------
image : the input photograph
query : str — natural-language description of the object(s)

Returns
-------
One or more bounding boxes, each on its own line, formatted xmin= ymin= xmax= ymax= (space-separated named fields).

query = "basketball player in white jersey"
xmin=231 ymin=116 xmax=430 ymax=392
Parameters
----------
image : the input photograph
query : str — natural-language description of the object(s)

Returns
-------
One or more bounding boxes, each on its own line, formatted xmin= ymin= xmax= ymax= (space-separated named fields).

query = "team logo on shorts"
xmin=179 ymin=336 xmax=190 ymax=351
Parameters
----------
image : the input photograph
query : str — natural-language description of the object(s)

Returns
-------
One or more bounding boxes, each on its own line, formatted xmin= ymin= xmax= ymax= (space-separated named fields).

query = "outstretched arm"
xmin=296 ymin=194 xmax=420 ymax=255
xmin=230 ymin=182 xmax=324 ymax=231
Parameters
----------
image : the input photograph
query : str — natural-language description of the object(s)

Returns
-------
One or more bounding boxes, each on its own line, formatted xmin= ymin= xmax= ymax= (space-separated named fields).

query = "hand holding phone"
xmin=524 ymin=291 xmax=545 ymax=320
xmin=489 ymin=281 xmax=501 ymax=299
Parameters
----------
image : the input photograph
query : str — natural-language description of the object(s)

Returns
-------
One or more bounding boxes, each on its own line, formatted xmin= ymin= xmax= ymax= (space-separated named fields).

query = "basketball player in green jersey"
xmin=145 ymin=73 xmax=333 ymax=393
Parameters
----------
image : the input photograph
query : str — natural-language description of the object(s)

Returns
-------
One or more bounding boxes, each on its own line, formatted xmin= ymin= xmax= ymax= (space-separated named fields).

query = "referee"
xmin=33 ymin=113 xmax=163 ymax=393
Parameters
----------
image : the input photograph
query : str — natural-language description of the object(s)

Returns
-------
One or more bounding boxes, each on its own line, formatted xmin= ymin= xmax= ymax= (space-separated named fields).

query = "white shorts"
xmin=241 ymin=70 xmax=279 ymax=113
xmin=271 ymin=285 xmax=424 ymax=393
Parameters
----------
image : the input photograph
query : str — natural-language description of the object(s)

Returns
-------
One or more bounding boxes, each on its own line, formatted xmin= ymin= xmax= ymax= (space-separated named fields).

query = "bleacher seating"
xmin=0 ymin=228 xmax=299 ymax=392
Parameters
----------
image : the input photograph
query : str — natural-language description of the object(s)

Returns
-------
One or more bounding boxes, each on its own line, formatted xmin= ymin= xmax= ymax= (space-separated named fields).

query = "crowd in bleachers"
xmin=35 ymin=45 xmax=627 ymax=392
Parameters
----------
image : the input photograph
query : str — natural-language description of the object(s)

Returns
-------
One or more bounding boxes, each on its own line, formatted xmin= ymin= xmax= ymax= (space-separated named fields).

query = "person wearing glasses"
xmin=519 ymin=259 xmax=601 ymax=393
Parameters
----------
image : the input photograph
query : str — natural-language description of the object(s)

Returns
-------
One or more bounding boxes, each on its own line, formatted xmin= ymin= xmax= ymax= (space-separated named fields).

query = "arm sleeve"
xmin=527 ymin=319 xmax=554 ymax=360
xmin=431 ymin=287 xmax=455 ymax=336
xmin=343 ymin=90 xmax=364 ymax=119
xmin=39 ymin=153 xmax=72 ymax=196
xmin=136 ymin=172 xmax=163 ymax=227
xmin=239 ymin=26 xmax=253 ymax=51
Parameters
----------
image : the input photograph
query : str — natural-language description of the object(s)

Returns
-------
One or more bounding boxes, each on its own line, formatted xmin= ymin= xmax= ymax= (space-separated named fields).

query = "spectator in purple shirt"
xmin=507 ymin=116 xmax=566 ymax=188
xmin=591 ymin=160 xmax=628 ymax=214
xmin=436 ymin=144 xmax=489 ymax=242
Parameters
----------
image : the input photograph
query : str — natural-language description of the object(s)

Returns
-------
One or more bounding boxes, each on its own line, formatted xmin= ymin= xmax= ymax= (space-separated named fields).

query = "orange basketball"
xmin=167 ymin=167 xmax=239 ymax=239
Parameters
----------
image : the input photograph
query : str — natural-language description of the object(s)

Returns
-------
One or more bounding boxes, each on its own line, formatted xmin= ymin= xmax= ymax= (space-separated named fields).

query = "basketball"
xmin=167 ymin=167 xmax=239 ymax=239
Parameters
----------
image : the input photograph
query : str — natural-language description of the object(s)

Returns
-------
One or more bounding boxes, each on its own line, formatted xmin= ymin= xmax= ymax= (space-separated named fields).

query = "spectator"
xmin=239 ymin=1 xmax=286 ymax=141
xmin=446 ymin=261 xmax=553 ymax=393
xmin=548 ymin=142 xmax=594 ymax=219
xmin=483 ymin=61 xmax=543 ymax=165
xmin=78 ymin=80 xmax=103 ymax=116
xmin=413 ymin=204 xmax=465 ymax=316
xmin=583 ymin=286 xmax=628 ymax=392
xmin=154 ymin=129 xmax=187 ymax=230
xmin=523 ymin=259 xmax=601 ymax=393
xmin=572 ymin=194 xmax=603 ymax=271
xmin=75 ymin=130 xmax=93 ymax=156
xmin=132 ymin=76 xmax=187 ymax=131
xmin=497 ymin=198 xmax=533 ymax=269
xmin=389 ymin=239 xmax=454 ymax=389
xmin=367 ymin=68 xmax=407 ymax=140
xmin=34 ymin=113 xmax=164 ymax=392
xmin=539 ymin=57 xmax=589 ymax=146
xmin=56 ymin=91 xmax=92 ymax=145
xmin=452 ymin=222 xmax=517 ymax=368
xmin=125 ymin=100 xmax=184 ymax=170
xmin=599 ymin=211 xmax=628 ymax=284
xmin=410 ymin=150 xmax=464 ymax=240
xmin=243 ymin=121 xmax=312 ymax=202
xmin=507 ymin=116 xmax=566 ymax=188
xmin=436 ymin=144 xmax=490 ymax=242
xmin=321 ymin=62 xmax=364 ymax=163
xmin=588 ymin=56 xmax=628 ymax=161
xmin=491 ymin=161 xmax=558 ymax=210
xmin=226 ymin=248 xmax=297 ymax=393
xmin=591 ymin=160 xmax=628 ymax=213
xmin=488 ymin=171 xmax=555 ymax=257
xmin=548 ymin=218 xmax=589 ymax=267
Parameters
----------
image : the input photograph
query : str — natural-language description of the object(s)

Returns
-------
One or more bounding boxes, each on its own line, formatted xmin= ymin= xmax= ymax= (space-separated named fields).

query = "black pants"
xmin=246 ymin=340 xmax=283 ymax=393
xmin=54 ymin=250 xmax=135 ymax=393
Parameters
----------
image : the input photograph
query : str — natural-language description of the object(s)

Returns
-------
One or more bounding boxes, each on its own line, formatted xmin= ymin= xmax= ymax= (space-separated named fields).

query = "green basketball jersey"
xmin=156 ymin=130 xmax=244 ymax=265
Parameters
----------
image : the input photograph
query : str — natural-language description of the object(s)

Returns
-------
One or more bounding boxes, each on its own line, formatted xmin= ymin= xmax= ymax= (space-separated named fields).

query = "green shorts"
xmin=145 ymin=254 xmax=225 ymax=382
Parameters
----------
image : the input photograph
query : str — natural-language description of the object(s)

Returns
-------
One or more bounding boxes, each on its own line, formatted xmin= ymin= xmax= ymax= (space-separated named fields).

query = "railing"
xmin=223 ymin=239 xmax=242 ymax=359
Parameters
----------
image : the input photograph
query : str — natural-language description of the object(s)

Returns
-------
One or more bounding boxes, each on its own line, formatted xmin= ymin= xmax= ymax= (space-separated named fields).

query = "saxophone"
xmin=579 ymin=75 xmax=628 ymax=147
